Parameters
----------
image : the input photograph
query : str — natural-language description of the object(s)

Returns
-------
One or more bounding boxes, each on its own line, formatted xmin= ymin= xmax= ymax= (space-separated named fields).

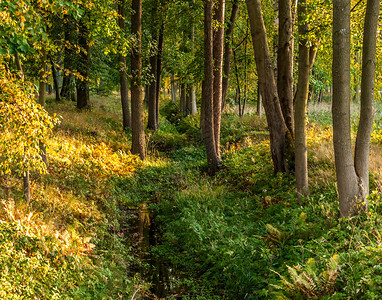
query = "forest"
xmin=1 ymin=0 xmax=382 ymax=298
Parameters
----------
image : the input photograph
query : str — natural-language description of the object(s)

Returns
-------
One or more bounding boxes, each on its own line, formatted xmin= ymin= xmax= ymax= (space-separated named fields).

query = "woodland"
xmin=2 ymin=0 xmax=382 ymax=299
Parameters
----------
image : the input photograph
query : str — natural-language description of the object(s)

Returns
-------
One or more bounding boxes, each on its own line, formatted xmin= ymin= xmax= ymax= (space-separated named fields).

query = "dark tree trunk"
xmin=202 ymin=0 xmax=220 ymax=174
xmin=131 ymin=0 xmax=146 ymax=159
xmin=76 ymin=15 xmax=90 ymax=110
xmin=221 ymin=0 xmax=239 ymax=111
xmin=118 ymin=0 xmax=131 ymax=130
xmin=148 ymin=54 xmax=158 ymax=130
xmin=180 ymin=83 xmax=186 ymax=113
xmin=61 ymin=17 xmax=76 ymax=101
xmin=171 ymin=74 xmax=177 ymax=102
xmin=155 ymin=24 xmax=164 ymax=126
xmin=50 ymin=57 xmax=61 ymax=102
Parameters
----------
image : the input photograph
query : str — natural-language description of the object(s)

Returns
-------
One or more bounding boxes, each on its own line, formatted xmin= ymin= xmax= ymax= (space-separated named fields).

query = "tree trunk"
xmin=257 ymin=83 xmax=262 ymax=117
xmin=202 ymin=0 xmax=219 ymax=174
xmin=171 ymin=74 xmax=177 ymax=103
xmin=246 ymin=0 xmax=292 ymax=173
xmin=61 ymin=17 xmax=76 ymax=101
xmin=156 ymin=24 xmax=164 ymax=126
xmin=76 ymin=15 xmax=90 ymax=109
xmin=332 ymin=0 xmax=360 ymax=217
xmin=354 ymin=0 xmax=380 ymax=204
xmin=118 ymin=0 xmax=131 ymax=130
xmin=50 ymin=57 xmax=61 ymax=102
xmin=294 ymin=0 xmax=310 ymax=199
xmin=221 ymin=0 xmax=239 ymax=111
xmin=212 ymin=0 xmax=225 ymax=160
xmin=131 ymin=0 xmax=146 ymax=160
xmin=190 ymin=85 xmax=197 ymax=114
xmin=148 ymin=54 xmax=158 ymax=130
xmin=180 ymin=83 xmax=186 ymax=113
xmin=278 ymin=0 xmax=294 ymax=136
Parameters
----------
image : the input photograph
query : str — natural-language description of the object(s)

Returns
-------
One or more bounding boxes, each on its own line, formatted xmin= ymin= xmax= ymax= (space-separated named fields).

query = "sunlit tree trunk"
xmin=354 ymin=0 xmax=380 ymax=204
xmin=131 ymin=0 xmax=146 ymax=159
xmin=332 ymin=0 xmax=360 ymax=217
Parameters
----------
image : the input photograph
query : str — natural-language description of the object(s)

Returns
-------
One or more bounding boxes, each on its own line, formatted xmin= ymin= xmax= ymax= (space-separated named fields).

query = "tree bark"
xmin=50 ymin=57 xmax=61 ymax=102
xmin=354 ymin=0 xmax=380 ymax=203
xmin=278 ymin=0 xmax=294 ymax=136
xmin=294 ymin=0 xmax=310 ymax=199
xmin=246 ymin=0 xmax=292 ymax=173
xmin=155 ymin=24 xmax=164 ymax=126
xmin=332 ymin=0 xmax=360 ymax=217
xmin=76 ymin=15 xmax=90 ymax=109
xmin=147 ymin=54 xmax=158 ymax=130
xmin=212 ymin=0 xmax=225 ymax=160
xmin=221 ymin=0 xmax=239 ymax=111
xmin=171 ymin=74 xmax=177 ymax=103
xmin=202 ymin=0 xmax=219 ymax=174
xmin=131 ymin=0 xmax=146 ymax=160
xmin=118 ymin=0 xmax=131 ymax=130
xmin=61 ymin=17 xmax=76 ymax=101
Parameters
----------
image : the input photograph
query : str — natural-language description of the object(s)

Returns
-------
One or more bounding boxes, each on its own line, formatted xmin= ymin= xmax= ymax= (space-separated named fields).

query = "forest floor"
xmin=2 ymin=94 xmax=382 ymax=299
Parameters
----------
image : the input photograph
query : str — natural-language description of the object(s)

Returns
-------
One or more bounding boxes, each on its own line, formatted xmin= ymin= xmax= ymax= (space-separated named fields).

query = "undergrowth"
xmin=3 ymin=96 xmax=382 ymax=299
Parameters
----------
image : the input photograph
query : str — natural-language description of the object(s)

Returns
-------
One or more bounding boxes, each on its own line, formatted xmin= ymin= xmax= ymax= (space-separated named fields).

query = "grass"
xmin=2 ymin=93 xmax=382 ymax=299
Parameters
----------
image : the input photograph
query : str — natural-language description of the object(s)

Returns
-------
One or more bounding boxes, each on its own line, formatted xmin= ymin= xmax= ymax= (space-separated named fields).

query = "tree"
xmin=332 ymin=0 xmax=380 ymax=217
xmin=294 ymin=0 xmax=311 ymax=198
xmin=277 ymin=0 xmax=294 ymax=136
xmin=118 ymin=0 xmax=131 ymax=130
xmin=246 ymin=0 xmax=293 ymax=173
xmin=221 ymin=0 xmax=239 ymax=111
xmin=76 ymin=12 xmax=91 ymax=110
xmin=202 ymin=0 xmax=225 ymax=174
xmin=131 ymin=0 xmax=146 ymax=160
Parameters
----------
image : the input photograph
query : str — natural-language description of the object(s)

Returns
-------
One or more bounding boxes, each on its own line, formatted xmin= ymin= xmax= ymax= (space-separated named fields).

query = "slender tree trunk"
xmin=190 ymin=85 xmax=197 ymax=114
xmin=15 ymin=54 xmax=31 ymax=201
xmin=222 ymin=0 xmax=239 ymax=111
xmin=148 ymin=54 xmax=158 ymax=130
xmin=76 ymin=15 xmax=90 ymax=109
xmin=14 ymin=53 xmax=24 ymax=80
xmin=295 ymin=0 xmax=310 ymax=199
xmin=354 ymin=0 xmax=380 ymax=203
xmin=202 ymin=0 xmax=219 ymax=174
xmin=131 ymin=0 xmax=146 ymax=159
xmin=332 ymin=0 xmax=360 ymax=217
xmin=171 ymin=74 xmax=177 ymax=103
xmin=257 ymin=83 xmax=262 ymax=117
xmin=180 ymin=83 xmax=186 ymax=113
xmin=246 ymin=0 xmax=292 ymax=173
xmin=156 ymin=24 xmax=164 ymax=126
xmin=212 ymin=0 xmax=225 ymax=160
xmin=61 ymin=17 xmax=76 ymax=101
xmin=50 ymin=57 xmax=61 ymax=102
xmin=118 ymin=0 xmax=131 ymax=130
xmin=278 ymin=0 xmax=294 ymax=136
